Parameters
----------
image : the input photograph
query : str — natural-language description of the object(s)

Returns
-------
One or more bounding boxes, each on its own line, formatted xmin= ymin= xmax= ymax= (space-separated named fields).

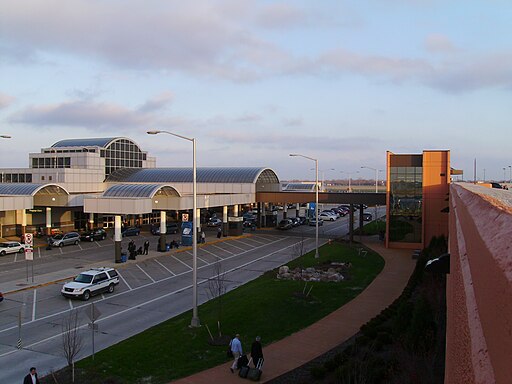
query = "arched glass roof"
xmin=283 ymin=183 xmax=316 ymax=191
xmin=52 ymin=137 xmax=120 ymax=148
xmin=103 ymin=184 xmax=180 ymax=198
xmin=106 ymin=167 xmax=279 ymax=184
xmin=0 ymin=183 xmax=69 ymax=196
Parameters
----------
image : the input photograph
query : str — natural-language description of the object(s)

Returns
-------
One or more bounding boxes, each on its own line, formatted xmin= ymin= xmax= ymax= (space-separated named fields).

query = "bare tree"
xmin=206 ymin=261 xmax=227 ymax=337
xmin=291 ymin=229 xmax=306 ymax=261
xmin=61 ymin=309 xmax=83 ymax=382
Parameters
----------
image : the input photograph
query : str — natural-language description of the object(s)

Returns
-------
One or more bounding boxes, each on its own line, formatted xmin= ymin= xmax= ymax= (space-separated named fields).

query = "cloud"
xmin=424 ymin=34 xmax=457 ymax=54
xmin=283 ymin=117 xmax=303 ymax=127
xmin=0 ymin=92 xmax=15 ymax=109
xmin=235 ymin=113 xmax=262 ymax=123
xmin=137 ymin=92 xmax=174 ymax=113
xmin=254 ymin=3 xmax=306 ymax=29
xmin=10 ymin=100 xmax=150 ymax=129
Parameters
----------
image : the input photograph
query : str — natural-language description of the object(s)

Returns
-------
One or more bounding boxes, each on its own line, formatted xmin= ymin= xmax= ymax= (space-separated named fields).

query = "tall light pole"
xmin=361 ymin=166 xmax=378 ymax=193
xmin=311 ymin=168 xmax=335 ymax=191
xmin=483 ymin=168 xmax=486 ymax=182
xmin=503 ymin=167 xmax=507 ymax=183
xmin=509 ymin=165 xmax=511 ymax=184
xmin=291 ymin=153 xmax=319 ymax=258
xmin=340 ymin=171 xmax=353 ymax=192
xmin=148 ymin=130 xmax=200 ymax=327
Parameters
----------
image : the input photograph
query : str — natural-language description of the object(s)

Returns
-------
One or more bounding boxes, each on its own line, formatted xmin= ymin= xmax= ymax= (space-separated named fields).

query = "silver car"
xmin=50 ymin=232 xmax=80 ymax=247
xmin=0 ymin=241 xmax=26 ymax=256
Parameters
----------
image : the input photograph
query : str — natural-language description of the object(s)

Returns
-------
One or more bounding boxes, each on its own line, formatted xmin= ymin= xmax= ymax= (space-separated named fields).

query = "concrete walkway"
xmin=173 ymin=237 xmax=415 ymax=383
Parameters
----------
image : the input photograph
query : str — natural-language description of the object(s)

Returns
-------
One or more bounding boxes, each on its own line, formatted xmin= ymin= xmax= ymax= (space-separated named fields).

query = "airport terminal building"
xmin=0 ymin=137 xmax=281 ymax=238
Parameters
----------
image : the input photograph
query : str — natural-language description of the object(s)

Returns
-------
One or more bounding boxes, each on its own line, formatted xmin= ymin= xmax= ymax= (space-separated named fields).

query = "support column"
xmin=196 ymin=208 xmax=201 ymax=244
xmin=46 ymin=207 xmax=52 ymax=236
xmin=223 ymin=206 xmax=228 ymax=237
xmin=159 ymin=211 xmax=167 ymax=252
xmin=114 ymin=215 xmax=122 ymax=263
xmin=296 ymin=203 xmax=300 ymax=218
xmin=88 ymin=213 xmax=94 ymax=230
xmin=359 ymin=204 xmax=364 ymax=241
xmin=262 ymin=203 xmax=266 ymax=227
xmin=283 ymin=204 xmax=288 ymax=219
xmin=21 ymin=209 xmax=27 ymax=236
xmin=349 ymin=205 xmax=354 ymax=244
xmin=233 ymin=204 xmax=239 ymax=217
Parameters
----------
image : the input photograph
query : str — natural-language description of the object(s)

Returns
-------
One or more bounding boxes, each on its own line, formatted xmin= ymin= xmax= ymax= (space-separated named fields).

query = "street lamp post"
xmin=503 ymin=167 xmax=507 ymax=183
xmin=340 ymin=171 xmax=353 ymax=192
xmin=509 ymin=165 xmax=511 ymax=184
xmin=147 ymin=130 xmax=200 ymax=327
xmin=361 ymin=166 xmax=378 ymax=193
xmin=291 ymin=153 xmax=319 ymax=258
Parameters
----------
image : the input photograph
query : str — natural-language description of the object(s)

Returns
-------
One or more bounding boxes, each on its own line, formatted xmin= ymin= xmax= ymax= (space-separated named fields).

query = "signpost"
xmin=86 ymin=303 xmax=102 ymax=360
xmin=24 ymin=233 xmax=34 ymax=282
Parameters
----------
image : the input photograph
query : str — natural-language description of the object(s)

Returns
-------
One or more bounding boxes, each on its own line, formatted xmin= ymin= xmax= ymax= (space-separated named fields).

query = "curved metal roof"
xmin=283 ymin=183 xmax=316 ymax=191
xmin=106 ymin=167 xmax=280 ymax=184
xmin=52 ymin=137 xmax=120 ymax=148
xmin=0 ymin=183 xmax=69 ymax=196
xmin=103 ymin=184 xmax=180 ymax=198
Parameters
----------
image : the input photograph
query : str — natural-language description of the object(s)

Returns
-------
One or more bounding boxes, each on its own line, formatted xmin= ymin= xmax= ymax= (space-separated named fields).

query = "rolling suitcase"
xmin=238 ymin=357 xmax=251 ymax=378
xmin=247 ymin=358 xmax=263 ymax=381
xmin=237 ymin=354 xmax=249 ymax=369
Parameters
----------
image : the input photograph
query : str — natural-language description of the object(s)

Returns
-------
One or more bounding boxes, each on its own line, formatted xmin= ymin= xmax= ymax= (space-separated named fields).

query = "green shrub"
xmin=310 ymin=364 xmax=327 ymax=379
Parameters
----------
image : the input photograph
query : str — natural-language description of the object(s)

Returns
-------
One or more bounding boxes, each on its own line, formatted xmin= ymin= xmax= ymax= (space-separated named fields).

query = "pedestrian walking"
xmin=217 ymin=226 xmax=222 ymax=239
xmin=23 ymin=367 xmax=40 ymax=384
xmin=251 ymin=336 xmax=264 ymax=368
xmin=143 ymin=240 xmax=149 ymax=255
xmin=229 ymin=334 xmax=243 ymax=373
xmin=201 ymin=231 xmax=206 ymax=244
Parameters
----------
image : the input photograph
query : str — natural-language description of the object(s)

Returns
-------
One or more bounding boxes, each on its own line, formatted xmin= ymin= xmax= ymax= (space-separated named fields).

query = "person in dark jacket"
xmin=23 ymin=367 xmax=40 ymax=384
xmin=143 ymin=240 xmax=150 ymax=255
xmin=250 ymin=336 xmax=264 ymax=368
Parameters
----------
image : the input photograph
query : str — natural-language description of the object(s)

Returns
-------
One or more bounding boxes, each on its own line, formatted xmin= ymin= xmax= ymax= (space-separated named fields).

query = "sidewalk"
xmin=172 ymin=237 xmax=415 ymax=384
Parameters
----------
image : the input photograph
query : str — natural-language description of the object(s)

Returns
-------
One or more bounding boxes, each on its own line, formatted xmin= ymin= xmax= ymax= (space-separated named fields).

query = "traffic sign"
xmin=24 ymin=233 xmax=33 ymax=246
xmin=25 ymin=248 xmax=33 ymax=261
xmin=86 ymin=303 xmax=102 ymax=322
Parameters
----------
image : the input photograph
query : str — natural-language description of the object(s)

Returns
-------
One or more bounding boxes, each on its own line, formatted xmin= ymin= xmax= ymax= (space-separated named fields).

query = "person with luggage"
xmin=229 ymin=334 xmax=243 ymax=373
xmin=250 ymin=336 xmax=264 ymax=368
xmin=201 ymin=230 xmax=206 ymax=244
xmin=143 ymin=240 xmax=150 ymax=255
xmin=217 ymin=226 xmax=222 ymax=239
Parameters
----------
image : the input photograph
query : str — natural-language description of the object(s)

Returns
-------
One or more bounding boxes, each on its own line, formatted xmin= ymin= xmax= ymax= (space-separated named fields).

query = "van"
xmin=50 ymin=232 xmax=80 ymax=247
xmin=151 ymin=222 xmax=179 ymax=235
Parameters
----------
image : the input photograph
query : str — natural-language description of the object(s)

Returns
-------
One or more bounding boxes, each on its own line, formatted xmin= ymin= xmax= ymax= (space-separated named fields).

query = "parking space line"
xmin=224 ymin=242 xmax=245 ymax=251
xmin=68 ymin=299 xmax=73 ymax=310
xmin=38 ymin=247 xmax=41 ymax=258
xmin=78 ymin=244 xmax=83 ymax=251
xmin=14 ymin=253 xmax=18 ymax=262
xmin=32 ymin=290 xmax=37 ymax=321
xmin=242 ymin=237 xmax=266 ymax=245
xmin=117 ymin=271 xmax=133 ymax=290
xmin=154 ymin=259 xmax=175 ymax=276
xmin=101 ymin=294 xmax=105 ymax=300
xmin=211 ymin=244 xmax=235 ymax=255
xmin=188 ymin=253 xmax=210 ymax=265
xmin=95 ymin=241 xmax=102 ymax=247
xmin=199 ymin=247 xmax=223 ymax=261
xmin=236 ymin=239 xmax=258 ymax=248
xmin=136 ymin=264 xmax=156 ymax=283
xmin=171 ymin=255 xmax=193 ymax=270
xmin=59 ymin=247 xmax=63 ymax=254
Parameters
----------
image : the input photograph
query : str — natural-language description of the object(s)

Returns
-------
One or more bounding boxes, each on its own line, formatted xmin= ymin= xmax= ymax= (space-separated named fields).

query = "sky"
xmin=1 ymin=0 xmax=511 ymax=182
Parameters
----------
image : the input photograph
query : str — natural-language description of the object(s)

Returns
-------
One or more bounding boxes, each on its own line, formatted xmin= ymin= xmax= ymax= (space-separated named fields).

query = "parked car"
xmin=151 ymin=223 xmax=178 ymax=235
xmin=49 ymin=232 xmax=80 ymax=247
xmin=122 ymin=227 xmax=141 ymax=237
xmin=80 ymin=228 xmax=107 ymax=242
xmin=243 ymin=212 xmax=256 ymax=221
xmin=362 ymin=213 xmax=373 ymax=221
xmin=61 ymin=267 xmax=120 ymax=301
xmin=0 ymin=291 xmax=3 ymax=302
xmin=207 ymin=218 xmax=223 ymax=227
xmin=290 ymin=217 xmax=301 ymax=227
xmin=277 ymin=219 xmax=294 ymax=230
xmin=296 ymin=216 xmax=307 ymax=225
xmin=319 ymin=212 xmax=336 ymax=221
xmin=309 ymin=218 xmax=324 ymax=226
xmin=0 ymin=241 xmax=27 ymax=256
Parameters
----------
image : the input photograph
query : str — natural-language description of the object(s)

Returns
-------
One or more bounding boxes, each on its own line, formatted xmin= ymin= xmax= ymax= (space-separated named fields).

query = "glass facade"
xmin=389 ymin=164 xmax=423 ymax=243
xmin=103 ymin=138 xmax=145 ymax=176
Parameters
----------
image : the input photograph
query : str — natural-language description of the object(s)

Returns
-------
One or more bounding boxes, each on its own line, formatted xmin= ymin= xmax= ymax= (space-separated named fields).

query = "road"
xmin=0 ymin=207 xmax=384 ymax=383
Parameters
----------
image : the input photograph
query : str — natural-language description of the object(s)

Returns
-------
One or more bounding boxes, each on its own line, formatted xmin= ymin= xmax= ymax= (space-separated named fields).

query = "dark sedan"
xmin=121 ymin=227 xmax=141 ymax=237
xmin=80 ymin=228 xmax=107 ymax=242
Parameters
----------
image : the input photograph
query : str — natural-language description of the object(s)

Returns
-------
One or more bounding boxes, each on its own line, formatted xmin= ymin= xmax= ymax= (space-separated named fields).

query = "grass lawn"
xmin=74 ymin=241 xmax=384 ymax=384
xmin=354 ymin=219 xmax=386 ymax=236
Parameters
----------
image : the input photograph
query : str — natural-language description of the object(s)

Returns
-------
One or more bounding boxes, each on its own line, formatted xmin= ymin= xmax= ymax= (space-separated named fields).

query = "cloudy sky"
xmin=1 ymin=0 xmax=511 ymax=181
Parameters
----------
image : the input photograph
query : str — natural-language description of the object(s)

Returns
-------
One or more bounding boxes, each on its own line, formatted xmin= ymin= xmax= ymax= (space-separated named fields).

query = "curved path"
xmin=173 ymin=237 xmax=415 ymax=383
